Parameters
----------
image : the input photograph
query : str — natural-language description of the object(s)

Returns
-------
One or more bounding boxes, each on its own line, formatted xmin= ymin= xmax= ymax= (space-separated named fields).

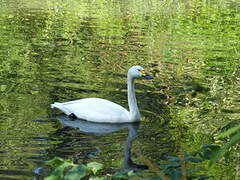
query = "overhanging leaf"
xmin=217 ymin=125 xmax=240 ymax=139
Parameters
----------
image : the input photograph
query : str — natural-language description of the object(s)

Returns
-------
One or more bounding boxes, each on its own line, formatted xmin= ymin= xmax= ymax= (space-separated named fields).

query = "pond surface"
xmin=0 ymin=0 xmax=240 ymax=179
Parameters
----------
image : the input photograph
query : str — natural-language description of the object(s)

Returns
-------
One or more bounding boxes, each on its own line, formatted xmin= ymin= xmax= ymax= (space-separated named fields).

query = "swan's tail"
xmin=51 ymin=102 xmax=72 ymax=116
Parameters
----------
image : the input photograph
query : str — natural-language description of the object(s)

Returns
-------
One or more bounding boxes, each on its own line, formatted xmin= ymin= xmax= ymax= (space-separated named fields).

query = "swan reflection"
xmin=55 ymin=115 xmax=148 ymax=171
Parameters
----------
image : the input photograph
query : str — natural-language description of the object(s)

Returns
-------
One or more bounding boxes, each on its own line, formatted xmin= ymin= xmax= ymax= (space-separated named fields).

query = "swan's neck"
xmin=127 ymin=75 xmax=140 ymax=121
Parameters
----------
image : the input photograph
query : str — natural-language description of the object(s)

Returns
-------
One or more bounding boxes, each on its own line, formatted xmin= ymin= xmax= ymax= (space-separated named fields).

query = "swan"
xmin=51 ymin=65 xmax=153 ymax=123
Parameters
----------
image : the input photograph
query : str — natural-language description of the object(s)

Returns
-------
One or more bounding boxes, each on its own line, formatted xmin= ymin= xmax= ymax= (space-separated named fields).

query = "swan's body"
xmin=52 ymin=98 xmax=130 ymax=123
xmin=51 ymin=65 xmax=152 ymax=123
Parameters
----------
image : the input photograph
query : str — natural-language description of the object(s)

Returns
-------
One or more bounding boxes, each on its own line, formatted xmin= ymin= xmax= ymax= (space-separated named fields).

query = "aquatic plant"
xmin=44 ymin=145 xmax=218 ymax=180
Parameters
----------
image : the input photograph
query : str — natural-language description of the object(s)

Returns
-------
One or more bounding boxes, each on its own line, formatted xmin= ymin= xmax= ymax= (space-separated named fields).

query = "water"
xmin=0 ymin=0 xmax=239 ymax=179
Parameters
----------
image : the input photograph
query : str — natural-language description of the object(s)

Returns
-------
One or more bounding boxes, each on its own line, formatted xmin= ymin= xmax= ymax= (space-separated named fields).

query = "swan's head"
xmin=128 ymin=65 xmax=153 ymax=79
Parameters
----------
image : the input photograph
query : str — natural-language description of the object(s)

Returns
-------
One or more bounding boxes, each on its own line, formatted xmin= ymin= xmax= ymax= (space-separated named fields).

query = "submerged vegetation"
xmin=45 ymin=129 xmax=239 ymax=180
xmin=0 ymin=0 xmax=239 ymax=179
xmin=45 ymin=145 xmax=216 ymax=180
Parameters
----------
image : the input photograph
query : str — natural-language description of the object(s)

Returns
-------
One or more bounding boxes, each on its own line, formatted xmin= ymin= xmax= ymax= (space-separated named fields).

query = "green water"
xmin=0 ymin=0 xmax=239 ymax=179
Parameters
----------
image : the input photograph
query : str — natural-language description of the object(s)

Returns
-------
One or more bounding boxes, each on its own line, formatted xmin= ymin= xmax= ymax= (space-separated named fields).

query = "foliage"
xmin=45 ymin=146 xmax=220 ymax=180
xmin=159 ymin=145 xmax=219 ymax=179
xmin=210 ymin=125 xmax=240 ymax=165
xmin=44 ymin=157 xmax=105 ymax=180
xmin=45 ymin=140 xmax=238 ymax=179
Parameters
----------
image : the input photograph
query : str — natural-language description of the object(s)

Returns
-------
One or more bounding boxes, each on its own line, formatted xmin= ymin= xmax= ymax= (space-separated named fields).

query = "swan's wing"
xmin=51 ymin=98 xmax=130 ymax=123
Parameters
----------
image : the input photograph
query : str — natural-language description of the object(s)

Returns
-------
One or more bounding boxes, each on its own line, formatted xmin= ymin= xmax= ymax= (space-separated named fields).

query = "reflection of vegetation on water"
xmin=44 ymin=142 xmax=231 ymax=180
xmin=44 ymin=149 xmax=215 ymax=180
xmin=0 ymin=0 xmax=239 ymax=179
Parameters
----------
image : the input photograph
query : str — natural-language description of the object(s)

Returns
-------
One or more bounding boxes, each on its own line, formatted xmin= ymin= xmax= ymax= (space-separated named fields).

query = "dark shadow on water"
xmin=54 ymin=115 xmax=148 ymax=171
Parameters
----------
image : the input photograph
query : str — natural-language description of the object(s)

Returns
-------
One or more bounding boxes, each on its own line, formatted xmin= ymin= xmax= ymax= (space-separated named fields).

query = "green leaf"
xmin=64 ymin=164 xmax=89 ymax=180
xmin=44 ymin=161 xmax=72 ymax=180
xmin=87 ymin=162 xmax=103 ymax=175
xmin=217 ymin=125 xmax=240 ymax=139
xmin=45 ymin=157 xmax=66 ymax=168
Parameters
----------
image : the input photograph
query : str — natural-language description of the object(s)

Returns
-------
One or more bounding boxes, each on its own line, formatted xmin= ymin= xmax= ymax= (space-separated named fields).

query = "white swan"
xmin=51 ymin=65 xmax=152 ymax=123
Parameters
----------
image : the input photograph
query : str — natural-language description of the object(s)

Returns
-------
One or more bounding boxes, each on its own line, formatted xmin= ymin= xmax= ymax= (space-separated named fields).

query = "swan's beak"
xmin=140 ymin=70 xmax=153 ymax=79
xmin=143 ymin=75 xmax=153 ymax=79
